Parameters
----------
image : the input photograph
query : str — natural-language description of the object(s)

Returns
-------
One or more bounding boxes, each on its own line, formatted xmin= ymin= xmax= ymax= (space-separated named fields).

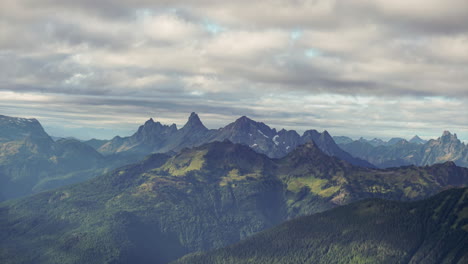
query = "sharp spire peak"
xmin=183 ymin=112 xmax=207 ymax=130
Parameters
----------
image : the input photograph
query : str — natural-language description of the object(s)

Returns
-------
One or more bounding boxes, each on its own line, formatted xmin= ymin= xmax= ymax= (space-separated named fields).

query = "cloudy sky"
xmin=1 ymin=0 xmax=467 ymax=141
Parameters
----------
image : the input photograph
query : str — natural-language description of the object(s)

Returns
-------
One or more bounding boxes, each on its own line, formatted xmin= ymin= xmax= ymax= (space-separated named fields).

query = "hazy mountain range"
xmin=337 ymin=131 xmax=468 ymax=168
xmin=91 ymin=113 xmax=468 ymax=171
xmin=1 ymin=113 xmax=467 ymax=202
xmin=334 ymin=135 xmax=428 ymax=146
xmin=1 ymin=140 xmax=467 ymax=263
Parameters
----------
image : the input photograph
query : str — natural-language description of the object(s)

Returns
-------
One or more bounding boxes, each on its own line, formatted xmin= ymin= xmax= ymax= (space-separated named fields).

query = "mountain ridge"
xmin=1 ymin=140 xmax=468 ymax=264
xmin=172 ymin=187 xmax=468 ymax=264
xmin=93 ymin=113 xmax=375 ymax=168
xmin=0 ymin=115 xmax=147 ymax=201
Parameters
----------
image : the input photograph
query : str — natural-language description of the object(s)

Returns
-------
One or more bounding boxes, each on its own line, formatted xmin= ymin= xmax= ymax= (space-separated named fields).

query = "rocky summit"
xmin=92 ymin=113 xmax=374 ymax=167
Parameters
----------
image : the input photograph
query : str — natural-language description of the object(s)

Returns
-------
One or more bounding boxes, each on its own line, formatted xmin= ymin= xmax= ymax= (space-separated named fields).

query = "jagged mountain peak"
xmin=136 ymin=118 xmax=171 ymax=134
xmin=143 ymin=118 xmax=161 ymax=127
xmin=302 ymin=129 xmax=320 ymax=137
xmin=221 ymin=115 xmax=276 ymax=137
xmin=441 ymin=130 xmax=458 ymax=139
xmin=442 ymin=130 xmax=452 ymax=137
xmin=409 ymin=135 xmax=426 ymax=144
xmin=341 ymin=130 xmax=468 ymax=168
xmin=182 ymin=112 xmax=207 ymax=131
xmin=236 ymin=115 xmax=253 ymax=122
xmin=438 ymin=131 xmax=460 ymax=146
xmin=96 ymin=114 xmax=375 ymax=168
xmin=319 ymin=130 xmax=333 ymax=140
xmin=233 ymin=116 xmax=265 ymax=128
xmin=231 ymin=115 xmax=257 ymax=128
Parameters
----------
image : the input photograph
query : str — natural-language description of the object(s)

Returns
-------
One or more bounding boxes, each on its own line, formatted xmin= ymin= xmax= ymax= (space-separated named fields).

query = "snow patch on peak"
xmin=273 ymin=135 xmax=279 ymax=145
xmin=258 ymin=129 xmax=269 ymax=138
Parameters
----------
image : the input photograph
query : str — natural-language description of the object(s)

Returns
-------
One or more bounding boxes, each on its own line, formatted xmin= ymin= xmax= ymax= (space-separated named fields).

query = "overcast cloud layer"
xmin=1 ymin=0 xmax=467 ymax=141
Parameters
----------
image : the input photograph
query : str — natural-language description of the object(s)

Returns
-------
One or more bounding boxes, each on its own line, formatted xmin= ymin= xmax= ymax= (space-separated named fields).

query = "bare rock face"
xmin=421 ymin=131 xmax=466 ymax=166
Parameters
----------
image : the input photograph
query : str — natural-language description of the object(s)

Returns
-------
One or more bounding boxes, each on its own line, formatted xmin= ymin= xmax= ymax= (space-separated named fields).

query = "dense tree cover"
xmin=173 ymin=188 xmax=468 ymax=264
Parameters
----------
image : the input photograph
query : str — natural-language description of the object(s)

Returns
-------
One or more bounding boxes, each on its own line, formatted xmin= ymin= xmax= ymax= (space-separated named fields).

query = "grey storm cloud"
xmin=0 ymin=0 xmax=467 ymax=140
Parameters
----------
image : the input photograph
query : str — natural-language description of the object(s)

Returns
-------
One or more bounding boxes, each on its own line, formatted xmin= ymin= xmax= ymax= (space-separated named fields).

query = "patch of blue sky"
xmin=290 ymin=29 xmax=303 ymax=40
xmin=135 ymin=8 xmax=153 ymax=20
xmin=135 ymin=8 xmax=178 ymax=20
xmin=203 ymin=21 xmax=225 ymax=34
xmin=305 ymin=48 xmax=321 ymax=57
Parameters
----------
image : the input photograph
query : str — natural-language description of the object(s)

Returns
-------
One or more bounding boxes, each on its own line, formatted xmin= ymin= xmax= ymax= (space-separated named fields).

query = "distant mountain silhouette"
xmin=339 ymin=131 xmax=468 ymax=168
xmin=92 ymin=113 xmax=375 ymax=168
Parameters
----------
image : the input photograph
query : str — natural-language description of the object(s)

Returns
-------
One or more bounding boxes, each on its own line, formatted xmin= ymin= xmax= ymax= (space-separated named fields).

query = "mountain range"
xmin=1 ymin=113 xmax=467 ymax=202
xmin=90 ymin=113 xmax=468 ymax=170
xmin=174 ymin=187 xmax=468 ymax=264
xmin=0 ymin=113 xmax=373 ymax=201
xmin=338 ymin=131 xmax=468 ymax=168
xmin=1 ymin=140 xmax=467 ymax=264
xmin=334 ymin=135 xmax=427 ymax=147
xmin=91 ymin=113 xmax=375 ymax=168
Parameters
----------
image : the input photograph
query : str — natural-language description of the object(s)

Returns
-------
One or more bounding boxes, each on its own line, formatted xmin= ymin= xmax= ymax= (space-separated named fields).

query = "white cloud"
xmin=0 ymin=0 xmax=467 ymax=140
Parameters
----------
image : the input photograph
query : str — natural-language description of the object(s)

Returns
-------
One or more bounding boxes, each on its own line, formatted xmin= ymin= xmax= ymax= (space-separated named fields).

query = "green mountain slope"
xmin=173 ymin=187 xmax=468 ymax=264
xmin=0 ymin=115 xmax=144 ymax=201
xmin=1 ymin=141 xmax=468 ymax=264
